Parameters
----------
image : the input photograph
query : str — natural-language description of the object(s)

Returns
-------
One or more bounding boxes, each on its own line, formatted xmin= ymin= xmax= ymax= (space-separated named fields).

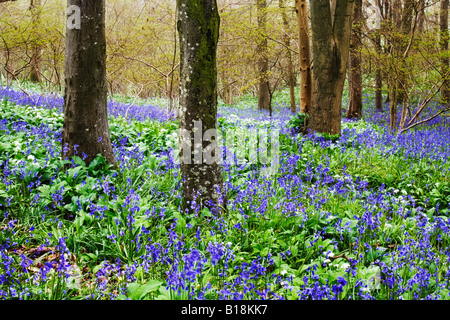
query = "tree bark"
xmin=295 ymin=0 xmax=311 ymax=114
xmin=387 ymin=0 xmax=415 ymax=131
xmin=346 ymin=0 xmax=362 ymax=119
xmin=177 ymin=0 xmax=226 ymax=214
xmin=29 ymin=0 xmax=42 ymax=83
xmin=62 ymin=0 xmax=116 ymax=166
xmin=440 ymin=0 xmax=450 ymax=103
xmin=373 ymin=0 xmax=384 ymax=111
xmin=375 ymin=32 xmax=383 ymax=112
xmin=279 ymin=0 xmax=296 ymax=113
xmin=309 ymin=0 xmax=355 ymax=135
xmin=417 ymin=0 xmax=425 ymax=33
xmin=257 ymin=0 xmax=270 ymax=111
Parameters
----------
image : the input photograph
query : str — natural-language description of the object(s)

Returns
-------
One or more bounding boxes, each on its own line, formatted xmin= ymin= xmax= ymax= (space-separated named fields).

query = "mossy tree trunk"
xmin=308 ymin=0 xmax=355 ymax=135
xmin=177 ymin=0 xmax=226 ymax=215
xmin=62 ymin=0 xmax=116 ymax=166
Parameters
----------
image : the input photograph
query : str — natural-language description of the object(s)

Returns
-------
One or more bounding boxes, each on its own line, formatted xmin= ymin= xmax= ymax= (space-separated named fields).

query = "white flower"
xmin=280 ymin=269 xmax=288 ymax=276
xmin=27 ymin=155 xmax=35 ymax=161
xmin=341 ymin=263 xmax=350 ymax=270
xmin=324 ymin=259 xmax=331 ymax=264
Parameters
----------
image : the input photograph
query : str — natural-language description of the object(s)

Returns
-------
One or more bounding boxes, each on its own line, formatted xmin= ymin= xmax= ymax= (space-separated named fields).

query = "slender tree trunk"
xmin=168 ymin=12 xmax=178 ymax=113
xmin=177 ymin=0 xmax=226 ymax=214
xmin=389 ymin=79 xmax=398 ymax=132
xmin=375 ymin=32 xmax=383 ymax=112
xmin=346 ymin=0 xmax=362 ymax=119
xmin=279 ymin=0 xmax=296 ymax=113
xmin=387 ymin=0 xmax=414 ymax=131
xmin=29 ymin=0 xmax=42 ymax=83
xmin=385 ymin=0 xmax=401 ymax=106
xmin=374 ymin=0 xmax=385 ymax=110
xmin=390 ymin=0 xmax=413 ymax=105
xmin=257 ymin=0 xmax=270 ymax=111
xmin=400 ymin=0 xmax=414 ymax=98
xmin=309 ymin=0 xmax=355 ymax=135
xmin=62 ymin=0 xmax=116 ymax=166
xmin=295 ymin=0 xmax=311 ymax=114
xmin=441 ymin=0 xmax=450 ymax=103
xmin=417 ymin=0 xmax=425 ymax=33
xmin=397 ymin=0 xmax=415 ymax=130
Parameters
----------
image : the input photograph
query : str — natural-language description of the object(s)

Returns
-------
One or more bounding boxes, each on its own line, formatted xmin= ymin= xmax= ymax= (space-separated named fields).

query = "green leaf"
xmin=260 ymin=246 xmax=269 ymax=257
xmin=155 ymin=286 xmax=171 ymax=300
xmin=92 ymin=263 xmax=104 ymax=275
xmin=173 ymin=211 xmax=186 ymax=234
xmin=201 ymin=207 xmax=213 ymax=217
xmin=135 ymin=280 xmax=163 ymax=300
xmin=427 ymin=207 xmax=436 ymax=219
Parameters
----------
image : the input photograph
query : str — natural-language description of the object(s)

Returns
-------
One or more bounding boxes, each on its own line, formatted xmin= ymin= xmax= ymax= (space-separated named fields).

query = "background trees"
xmin=1 ymin=0 xmax=298 ymax=106
xmin=1 ymin=0 xmax=450 ymax=136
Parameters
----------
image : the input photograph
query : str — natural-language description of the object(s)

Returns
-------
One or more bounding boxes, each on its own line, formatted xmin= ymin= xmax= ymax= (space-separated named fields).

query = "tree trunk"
xmin=386 ymin=0 xmax=401 ymax=106
xmin=388 ymin=76 xmax=399 ymax=132
xmin=417 ymin=0 xmax=425 ymax=33
xmin=29 ymin=0 xmax=42 ymax=83
xmin=346 ymin=0 xmax=362 ymax=119
xmin=387 ymin=0 xmax=414 ymax=131
xmin=177 ymin=0 xmax=226 ymax=214
xmin=441 ymin=0 xmax=450 ymax=103
xmin=62 ymin=0 xmax=116 ymax=166
xmin=309 ymin=0 xmax=355 ymax=135
xmin=390 ymin=0 xmax=413 ymax=105
xmin=257 ymin=0 xmax=270 ymax=111
xmin=279 ymin=0 xmax=296 ymax=113
xmin=400 ymin=0 xmax=414 ymax=99
xmin=375 ymin=32 xmax=383 ymax=112
xmin=295 ymin=0 xmax=311 ymax=114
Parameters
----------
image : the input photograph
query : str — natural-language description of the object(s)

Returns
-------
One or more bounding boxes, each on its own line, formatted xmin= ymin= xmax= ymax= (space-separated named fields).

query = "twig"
xmin=400 ymin=106 xmax=450 ymax=133
xmin=124 ymin=84 xmax=144 ymax=120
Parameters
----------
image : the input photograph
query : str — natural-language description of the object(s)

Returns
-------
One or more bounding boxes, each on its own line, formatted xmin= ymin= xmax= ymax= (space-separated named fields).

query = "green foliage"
xmin=287 ymin=112 xmax=308 ymax=134
xmin=2 ymin=89 xmax=450 ymax=300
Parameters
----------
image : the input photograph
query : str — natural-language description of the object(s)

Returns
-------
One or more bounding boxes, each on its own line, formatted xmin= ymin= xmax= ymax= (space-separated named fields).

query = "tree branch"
xmin=399 ymin=106 xmax=450 ymax=133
